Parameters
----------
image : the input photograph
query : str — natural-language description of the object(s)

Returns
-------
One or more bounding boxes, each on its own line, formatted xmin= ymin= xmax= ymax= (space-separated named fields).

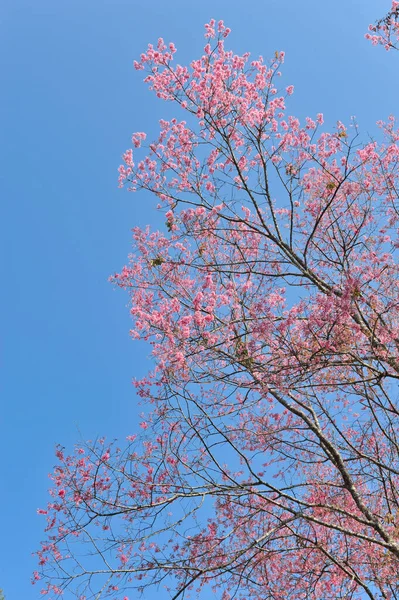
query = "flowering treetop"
xmin=36 ymin=15 xmax=399 ymax=600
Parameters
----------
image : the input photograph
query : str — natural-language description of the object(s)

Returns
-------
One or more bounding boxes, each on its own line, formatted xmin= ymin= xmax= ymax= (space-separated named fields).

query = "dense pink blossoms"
xmin=37 ymin=15 xmax=399 ymax=600
xmin=366 ymin=1 xmax=399 ymax=50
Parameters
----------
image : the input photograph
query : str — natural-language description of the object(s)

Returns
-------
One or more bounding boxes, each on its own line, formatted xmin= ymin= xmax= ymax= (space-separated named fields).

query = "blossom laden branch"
xmin=366 ymin=1 xmax=399 ymax=50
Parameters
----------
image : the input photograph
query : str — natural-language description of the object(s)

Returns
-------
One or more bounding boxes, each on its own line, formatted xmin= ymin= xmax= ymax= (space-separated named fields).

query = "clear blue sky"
xmin=1 ymin=1 xmax=398 ymax=598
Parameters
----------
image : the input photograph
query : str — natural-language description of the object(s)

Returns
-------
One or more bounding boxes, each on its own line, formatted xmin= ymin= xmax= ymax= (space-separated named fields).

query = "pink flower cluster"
xmin=366 ymin=1 xmax=399 ymax=50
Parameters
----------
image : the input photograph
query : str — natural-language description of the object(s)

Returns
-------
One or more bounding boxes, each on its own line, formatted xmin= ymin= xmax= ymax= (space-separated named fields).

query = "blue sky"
xmin=2 ymin=0 xmax=398 ymax=598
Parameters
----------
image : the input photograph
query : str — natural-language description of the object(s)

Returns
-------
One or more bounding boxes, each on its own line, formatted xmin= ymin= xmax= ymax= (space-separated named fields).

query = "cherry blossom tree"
xmin=36 ymin=15 xmax=399 ymax=600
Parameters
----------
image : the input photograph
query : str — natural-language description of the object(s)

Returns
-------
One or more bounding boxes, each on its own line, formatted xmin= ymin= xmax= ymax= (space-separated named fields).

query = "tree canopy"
xmin=36 ymin=7 xmax=399 ymax=600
